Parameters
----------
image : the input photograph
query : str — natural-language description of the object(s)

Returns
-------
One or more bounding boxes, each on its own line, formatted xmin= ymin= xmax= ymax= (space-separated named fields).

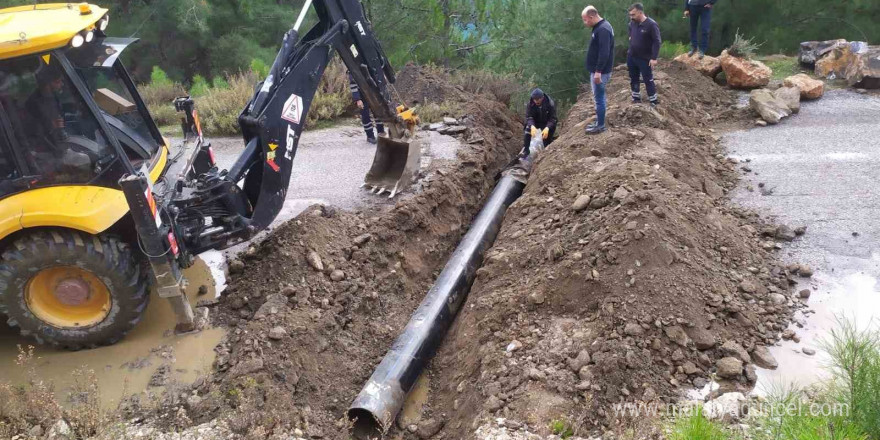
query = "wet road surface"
xmin=725 ymin=89 xmax=880 ymax=390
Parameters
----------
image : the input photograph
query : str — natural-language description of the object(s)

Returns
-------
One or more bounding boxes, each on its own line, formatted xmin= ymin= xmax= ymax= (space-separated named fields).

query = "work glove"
xmin=530 ymin=126 xmax=539 ymax=137
xmin=542 ymin=127 xmax=549 ymax=140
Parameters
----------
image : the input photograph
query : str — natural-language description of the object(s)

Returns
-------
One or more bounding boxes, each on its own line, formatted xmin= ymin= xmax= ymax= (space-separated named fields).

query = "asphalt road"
xmin=725 ymin=89 xmax=880 ymax=389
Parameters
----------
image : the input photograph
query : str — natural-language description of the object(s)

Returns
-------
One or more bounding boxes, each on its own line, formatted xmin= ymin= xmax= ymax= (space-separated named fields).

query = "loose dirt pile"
xmin=114 ymin=65 xmax=523 ymax=439
xmin=410 ymin=61 xmax=804 ymax=439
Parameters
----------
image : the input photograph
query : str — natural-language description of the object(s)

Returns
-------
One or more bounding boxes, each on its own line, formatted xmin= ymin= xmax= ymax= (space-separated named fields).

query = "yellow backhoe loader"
xmin=0 ymin=2 xmax=419 ymax=349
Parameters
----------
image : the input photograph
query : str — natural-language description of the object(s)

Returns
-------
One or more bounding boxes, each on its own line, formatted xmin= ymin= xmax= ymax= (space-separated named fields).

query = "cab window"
xmin=0 ymin=54 xmax=115 ymax=185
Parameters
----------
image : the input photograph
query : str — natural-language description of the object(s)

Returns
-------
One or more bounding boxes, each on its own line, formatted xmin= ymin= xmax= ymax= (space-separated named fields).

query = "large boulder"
xmin=674 ymin=53 xmax=723 ymax=78
xmin=799 ymin=39 xmax=847 ymax=67
xmin=749 ymin=89 xmax=791 ymax=124
xmin=815 ymin=41 xmax=868 ymax=78
xmin=784 ymin=73 xmax=825 ymax=99
xmin=774 ymin=86 xmax=802 ymax=114
xmin=719 ymin=50 xmax=771 ymax=89
xmin=845 ymin=45 xmax=880 ymax=89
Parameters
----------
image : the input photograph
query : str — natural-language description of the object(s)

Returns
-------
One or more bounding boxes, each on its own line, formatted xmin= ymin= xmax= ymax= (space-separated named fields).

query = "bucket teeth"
xmin=363 ymin=136 xmax=422 ymax=198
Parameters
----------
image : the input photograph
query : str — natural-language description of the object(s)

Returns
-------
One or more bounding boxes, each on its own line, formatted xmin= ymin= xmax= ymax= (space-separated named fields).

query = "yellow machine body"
xmin=0 ymin=3 xmax=108 ymax=61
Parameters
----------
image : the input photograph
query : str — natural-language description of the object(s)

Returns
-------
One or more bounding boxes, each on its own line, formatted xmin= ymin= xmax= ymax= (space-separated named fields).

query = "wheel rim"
xmin=25 ymin=266 xmax=111 ymax=328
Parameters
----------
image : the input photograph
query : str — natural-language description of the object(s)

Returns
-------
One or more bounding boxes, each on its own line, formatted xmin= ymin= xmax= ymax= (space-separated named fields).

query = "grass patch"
xmin=660 ymin=41 xmax=690 ymax=59
xmin=667 ymin=407 xmax=736 ymax=440
xmin=759 ymin=55 xmax=802 ymax=81
xmin=414 ymin=99 xmax=463 ymax=123
xmin=549 ymin=419 xmax=574 ymax=439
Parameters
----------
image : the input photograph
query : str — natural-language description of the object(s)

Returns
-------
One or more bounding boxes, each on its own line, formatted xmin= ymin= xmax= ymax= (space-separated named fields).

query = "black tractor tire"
xmin=0 ymin=229 xmax=149 ymax=349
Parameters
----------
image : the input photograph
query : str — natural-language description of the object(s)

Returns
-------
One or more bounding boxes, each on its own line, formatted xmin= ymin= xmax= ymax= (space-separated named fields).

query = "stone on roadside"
xmin=613 ymin=186 xmax=630 ymax=201
xmin=567 ymin=350 xmax=592 ymax=372
xmin=229 ymin=259 xmax=245 ymax=274
xmin=773 ymin=86 xmax=802 ymax=114
xmin=751 ymin=345 xmax=779 ymax=368
xmin=749 ymin=89 xmax=791 ymax=124
xmin=716 ymin=357 xmax=743 ymax=378
xmin=428 ymin=122 xmax=444 ymax=131
xmin=845 ymin=45 xmax=880 ymax=89
xmin=685 ymin=327 xmax=717 ymax=350
xmin=798 ymin=265 xmax=814 ymax=277
xmin=704 ymin=392 xmax=747 ymax=422
xmin=802 ymin=347 xmax=817 ymax=356
xmin=674 ymin=52 xmax=722 ymax=78
xmin=783 ymin=73 xmax=825 ymax=99
xmin=719 ymin=50 xmax=772 ymax=89
xmin=443 ymin=117 xmax=459 ymax=125
xmin=721 ymin=340 xmax=751 ymax=363
xmin=664 ymin=325 xmax=691 ymax=347
xmin=799 ymin=39 xmax=847 ymax=67
xmin=799 ymin=289 xmax=812 ymax=299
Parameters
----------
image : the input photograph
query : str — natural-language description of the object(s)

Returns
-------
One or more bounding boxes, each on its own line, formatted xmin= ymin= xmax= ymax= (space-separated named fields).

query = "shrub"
xmin=149 ymin=103 xmax=180 ymax=128
xmin=450 ymin=69 xmax=521 ymax=106
xmin=212 ymin=76 xmax=230 ymax=90
xmin=668 ymin=407 xmax=733 ymax=440
xmin=250 ymin=58 xmax=271 ymax=79
xmin=190 ymin=74 xmax=210 ymax=97
xmin=307 ymin=57 xmax=350 ymax=125
xmin=196 ymin=71 xmax=258 ymax=136
xmin=150 ymin=66 xmax=173 ymax=87
xmin=823 ymin=318 xmax=880 ymax=438
xmin=414 ymin=100 xmax=462 ymax=123
xmin=660 ymin=41 xmax=690 ymax=59
xmin=727 ymin=30 xmax=762 ymax=59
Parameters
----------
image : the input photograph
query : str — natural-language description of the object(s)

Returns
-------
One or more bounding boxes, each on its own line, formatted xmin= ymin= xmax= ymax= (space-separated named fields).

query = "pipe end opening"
xmin=348 ymin=408 xmax=384 ymax=440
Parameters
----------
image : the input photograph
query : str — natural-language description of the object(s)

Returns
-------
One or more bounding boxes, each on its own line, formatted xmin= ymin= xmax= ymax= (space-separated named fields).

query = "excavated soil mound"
xmin=122 ymin=66 xmax=523 ymax=439
xmin=414 ymin=60 xmax=801 ymax=438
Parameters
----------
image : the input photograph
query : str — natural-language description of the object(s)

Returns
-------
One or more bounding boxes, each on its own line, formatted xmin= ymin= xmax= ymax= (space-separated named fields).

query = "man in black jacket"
xmin=684 ymin=0 xmax=718 ymax=58
xmin=582 ymin=5 xmax=614 ymax=135
xmin=522 ymin=88 xmax=557 ymax=157
xmin=627 ymin=3 xmax=661 ymax=106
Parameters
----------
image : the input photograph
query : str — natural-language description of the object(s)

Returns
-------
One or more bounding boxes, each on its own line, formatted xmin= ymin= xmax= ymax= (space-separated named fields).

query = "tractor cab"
xmin=0 ymin=37 xmax=164 ymax=194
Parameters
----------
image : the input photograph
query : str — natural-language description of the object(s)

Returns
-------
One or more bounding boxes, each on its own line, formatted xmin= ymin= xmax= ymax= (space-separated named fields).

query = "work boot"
xmin=632 ymin=97 xmax=642 ymax=104
xmin=586 ymin=121 xmax=598 ymax=129
xmin=585 ymin=125 xmax=606 ymax=135
xmin=650 ymin=97 xmax=660 ymax=107
xmin=366 ymin=135 xmax=377 ymax=144
xmin=688 ymin=48 xmax=697 ymax=57
xmin=698 ymin=51 xmax=705 ymax=59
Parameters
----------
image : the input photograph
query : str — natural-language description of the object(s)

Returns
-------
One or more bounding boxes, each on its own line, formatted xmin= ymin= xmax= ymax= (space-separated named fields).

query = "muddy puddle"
xmin=0 ymin=256 xmax=226 ymax=410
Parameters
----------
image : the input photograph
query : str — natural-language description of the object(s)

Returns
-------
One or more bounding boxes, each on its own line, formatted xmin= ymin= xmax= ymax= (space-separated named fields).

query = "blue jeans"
xmin=688 ymin=5 xmax=712 ymax=52
xmin=589 ymin=72 xmax=611 ymax=128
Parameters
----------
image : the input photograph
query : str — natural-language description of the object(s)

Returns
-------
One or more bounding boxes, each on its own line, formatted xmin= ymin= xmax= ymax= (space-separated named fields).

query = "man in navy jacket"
xmin=582 ymin=5 xmax=614 ymax=135
xmin=684 ymin=0 xmax=718 ymax=58
xmin=627 ymin=3 xmax=662 ymax=106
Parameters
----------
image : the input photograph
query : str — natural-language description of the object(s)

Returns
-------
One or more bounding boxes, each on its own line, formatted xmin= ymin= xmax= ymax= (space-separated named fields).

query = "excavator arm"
xmin=118 ymin=0 xmax=419 ymax=332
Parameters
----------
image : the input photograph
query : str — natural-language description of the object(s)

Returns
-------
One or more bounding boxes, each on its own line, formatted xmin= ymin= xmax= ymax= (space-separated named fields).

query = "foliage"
xmin=190 ymin=74 xmax=211 ymax=97
xmin=667 ymin=407 xmax=734 ymax=440
xmin=549 ymin=419 xmax=574 ymax=439
xmin=250 ymin=58 xmax=271 ymax=79
xmin=660 ymin=42 xmax=690 ymax=59
xmin=727 ymin=31 xmax=762 ymax=59
xmin=195 ymin=71 xmax=258 ymax=136
xmin=414 ymin=100 xmax=462 ymax=124
xmin=760 ymin=56 xmax=803 ymax=81
xmin=822 ymin=317 xmax=880 ymax=437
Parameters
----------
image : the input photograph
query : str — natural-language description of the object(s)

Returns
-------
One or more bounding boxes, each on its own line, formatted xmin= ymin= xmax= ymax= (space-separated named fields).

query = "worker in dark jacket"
xmin=522 ymin=88 xmax=557 ymax=157
xmin=349 ymin=73 xmax=385 ymax=144
xmin=627 ymin=3 xmax=661 ymax=106
xmin=684 ymin=0 xmax=718 ymax=58
xmin=582 ymin=5 xmax=614 ymax=135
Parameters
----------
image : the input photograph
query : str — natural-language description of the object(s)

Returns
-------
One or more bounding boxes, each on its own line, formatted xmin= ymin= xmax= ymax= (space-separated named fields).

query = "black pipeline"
xmin=348 ymin=174 xmax=526 ymax=438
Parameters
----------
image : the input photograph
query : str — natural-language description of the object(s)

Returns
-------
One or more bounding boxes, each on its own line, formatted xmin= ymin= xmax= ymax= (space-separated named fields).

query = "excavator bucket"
xmin=363 ymin=135 xmax=421 ymax=198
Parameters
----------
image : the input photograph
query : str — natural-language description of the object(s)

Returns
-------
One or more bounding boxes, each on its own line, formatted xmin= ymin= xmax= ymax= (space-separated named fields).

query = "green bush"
xmin=212 ymin=76 xmax=230 ymax=90
xmin=660 ymin=41 xmax=690 ymax=59
xmin=250 ymin=58 xmax=271 ymax=79
xmin=196 ymin=71 xmax=258 ymax=136
xmin=190 ymin=74 xmax=210 ymax=97
xmin=823 ymin=318 xmax=880 ymax=438
xmin=727 ymin=30 xmax=762 ymax=59
xmin=149 ymin=104 xmax=180 ymax=128
xmin=668 ymin=407 xmax=733 ymax=440
xmin=306 ymin=57 xmax=350 ymax=125
xmin=150 ymin=66 xmax=173 ymax=87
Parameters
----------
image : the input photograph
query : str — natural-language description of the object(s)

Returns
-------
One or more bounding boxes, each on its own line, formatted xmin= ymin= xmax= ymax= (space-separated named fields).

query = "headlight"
xmin=71 ymin=34 xmax=84 ymax=48
xmin=85 ymin=30 xmax=94 ymax=42
xmin=99 ymin=16 xmax=109 ymax=31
